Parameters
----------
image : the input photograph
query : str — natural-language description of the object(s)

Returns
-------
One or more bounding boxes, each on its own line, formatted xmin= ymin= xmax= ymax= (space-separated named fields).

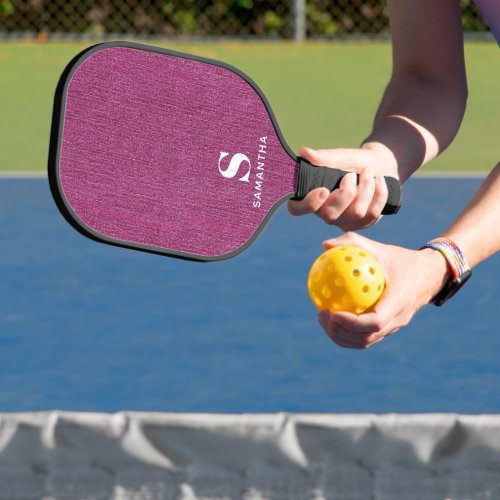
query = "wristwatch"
xmin=421 ymin=238 xmax=472 ymax=306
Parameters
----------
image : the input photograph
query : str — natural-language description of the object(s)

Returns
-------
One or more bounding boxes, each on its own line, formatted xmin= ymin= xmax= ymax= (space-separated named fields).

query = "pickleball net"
xmin=1 ymin=412 xmax=500 ymax=499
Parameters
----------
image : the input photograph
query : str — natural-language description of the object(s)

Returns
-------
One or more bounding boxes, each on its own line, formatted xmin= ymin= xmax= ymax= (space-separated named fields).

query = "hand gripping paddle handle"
xmin=294 ymin=158 xmax=402 ymax=215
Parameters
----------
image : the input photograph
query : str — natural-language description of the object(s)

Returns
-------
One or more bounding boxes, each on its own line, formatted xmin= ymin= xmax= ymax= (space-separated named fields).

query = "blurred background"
xmin=0 ymin=0 xmax=492 ymax=40
xmin=0 ymin=1 xmax=497 ymax=176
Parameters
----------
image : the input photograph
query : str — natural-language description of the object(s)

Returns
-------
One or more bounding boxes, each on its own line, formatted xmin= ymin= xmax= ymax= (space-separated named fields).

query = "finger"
xmin=330 ymin=315 xmax=391 ymax=349
xmin=331 ymin=336 xmax=365 ymax=349
xmin=315 ymin=172 xmax=357 ymax=224
xmin=299 ymin=146 xmax=325 ymax=166
xmin=330 ymin=167 xmax=391 ymax=231
xmin=332 ymin=295 xmax=402 ymax=339
xmin=322 ymin=326 xmax=366 ymax=349
xmin=343 ymin=164 xmax=376 ymax=221
xmin=330 ymin=311 xmax=385 ymax=335
xmin=319 ymin=311 xmax=372 ymax=349
xmin=288 ymin=187 xmax=330 ymax=216
xmin=364 ymin=174 xmax=389 ymax=223
xmin=319 ymin=309 xmax=392 ymax=349
xmin=329 ymin=327 xmax=381 ymax=349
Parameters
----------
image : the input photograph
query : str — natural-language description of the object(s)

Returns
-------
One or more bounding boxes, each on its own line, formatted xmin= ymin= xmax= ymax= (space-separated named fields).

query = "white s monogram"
xmin=217 ymin=152 xmax=251 ymax=182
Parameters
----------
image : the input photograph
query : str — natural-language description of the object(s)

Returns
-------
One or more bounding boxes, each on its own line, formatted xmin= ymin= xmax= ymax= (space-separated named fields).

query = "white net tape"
xmin=0 ymin=412 xmax=500 ymax=499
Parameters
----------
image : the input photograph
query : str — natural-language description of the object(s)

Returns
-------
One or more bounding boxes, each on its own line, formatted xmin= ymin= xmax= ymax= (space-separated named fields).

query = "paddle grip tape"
xmin=293 ymin=158 xmax=402 ymax=215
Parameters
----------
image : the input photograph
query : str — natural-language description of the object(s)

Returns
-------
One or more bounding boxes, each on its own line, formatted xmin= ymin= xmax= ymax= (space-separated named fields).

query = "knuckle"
xmin=361 ymin=216 xmax=379 ymax=230
xmin=359 ymin=339 xmax=371 ymax=349
xmin=350 ymin=205 xmax=367 ymax=219
xmin=401 ymin=315 xmax=412 ymax=328
xmin=343 ymin=182 xmax=357 ymax=198
xmin=371 ymin=319 xmax=385 ymax=333
xmin=366 ymin=205 xmax=382 ymax=220
xmin=325 ymin=214 xmax=340 ymax=225
xmin=364 ymin=333 xmax=381 ymax=348
xmin=320 ymin=208 xmax=341 ymax=225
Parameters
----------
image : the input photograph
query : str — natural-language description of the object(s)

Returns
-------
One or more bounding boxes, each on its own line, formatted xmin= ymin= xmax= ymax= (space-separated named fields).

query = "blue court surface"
xmin=0 ymin=176 xmax=498 ymax=413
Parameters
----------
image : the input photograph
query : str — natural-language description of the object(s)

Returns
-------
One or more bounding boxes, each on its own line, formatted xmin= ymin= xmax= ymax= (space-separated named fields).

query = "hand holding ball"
xmin=308 ymin=245 xmax=385 ymax=314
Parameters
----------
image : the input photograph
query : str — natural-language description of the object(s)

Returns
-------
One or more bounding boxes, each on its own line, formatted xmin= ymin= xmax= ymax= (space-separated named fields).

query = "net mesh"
xmin=0 ymin=0 xmax=491 ymax=39
xmin=1 ymin=412 xmax=500 ymax=499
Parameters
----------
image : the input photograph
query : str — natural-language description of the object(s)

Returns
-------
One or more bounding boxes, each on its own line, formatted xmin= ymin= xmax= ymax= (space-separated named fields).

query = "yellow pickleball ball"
xmin=308 ymin=245 xmax=385 ymax=314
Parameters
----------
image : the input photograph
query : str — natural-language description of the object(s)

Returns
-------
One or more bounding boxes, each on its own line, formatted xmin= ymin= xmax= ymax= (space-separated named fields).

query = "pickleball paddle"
xmin=48 ymin=41 xmax=401 ymax=261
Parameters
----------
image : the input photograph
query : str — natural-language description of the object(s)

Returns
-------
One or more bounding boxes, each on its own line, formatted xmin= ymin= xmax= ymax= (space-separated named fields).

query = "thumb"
xmin=322 ymin=231 xmax=369 ymax=250
xmin=300 ymin=147 xmax=365 ymax=170
xmin=299 ymin=146 xmax=324 ymax=165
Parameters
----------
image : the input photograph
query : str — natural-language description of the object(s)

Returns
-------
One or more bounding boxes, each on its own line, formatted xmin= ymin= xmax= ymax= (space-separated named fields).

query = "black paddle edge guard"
xmin=293 ymin=158 xmax=402 ymax=215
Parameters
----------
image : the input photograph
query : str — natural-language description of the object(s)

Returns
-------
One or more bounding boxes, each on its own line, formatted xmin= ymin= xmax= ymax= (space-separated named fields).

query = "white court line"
xmin=414 ymin=170 xmax=487 ymax=178
xmin=0 ymin=171 xmax=47 ymax=178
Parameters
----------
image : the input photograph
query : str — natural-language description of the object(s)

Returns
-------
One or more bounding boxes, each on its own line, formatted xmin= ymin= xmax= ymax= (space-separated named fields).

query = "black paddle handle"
xmin=294 ymin=158 xmax=402 ymax=215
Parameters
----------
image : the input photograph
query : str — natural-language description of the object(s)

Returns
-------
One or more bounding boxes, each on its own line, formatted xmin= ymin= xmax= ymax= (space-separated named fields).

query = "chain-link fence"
xmin=0 ymin=0 xmax=491 ymax=40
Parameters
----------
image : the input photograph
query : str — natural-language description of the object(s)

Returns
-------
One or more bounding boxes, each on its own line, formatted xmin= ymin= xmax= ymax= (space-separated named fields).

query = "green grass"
xmin=0 ymin=40 xmax=497 ymax=172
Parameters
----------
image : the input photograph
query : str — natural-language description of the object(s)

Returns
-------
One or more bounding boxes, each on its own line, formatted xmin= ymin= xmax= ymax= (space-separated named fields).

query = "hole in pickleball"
xmin=359 ymin=251 xmax=367 ymax=257
xmin=313 ymin=294 xmax=322 ymax=307
xmin=369 ymin=267 xmax=376 ymax=275
xmin=344 ymin=256 xmax=352 ymax=262
xmin=362 ymin=285 xmax=369 ymax=293
xmin=356 ymin=306 xmax=366 ymax=314
xmin=322 ymin=286 xmax=332 ymax=298
xmin=342 ymin=295 xmax=351 ymax=304
xmin=313 ymin=271 xmax=321 ymax=282
xmin=334 ymin=277 xmax=344 ymax=287
xmin=352 ymin=269 xmax=360 ymax=277
xmin=378 ymin=284 xmax=382 ymax=291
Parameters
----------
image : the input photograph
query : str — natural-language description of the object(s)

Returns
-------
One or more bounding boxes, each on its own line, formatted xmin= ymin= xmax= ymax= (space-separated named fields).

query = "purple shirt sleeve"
xmin=473 ymin=0 xmax=500 ymax=45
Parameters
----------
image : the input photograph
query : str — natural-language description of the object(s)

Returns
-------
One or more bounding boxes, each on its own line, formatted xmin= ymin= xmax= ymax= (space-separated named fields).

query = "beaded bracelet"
xmin=421 ymin=237 xmax=472 ymax=306
xmin=421 ymin=238 xmax=470 ymax=278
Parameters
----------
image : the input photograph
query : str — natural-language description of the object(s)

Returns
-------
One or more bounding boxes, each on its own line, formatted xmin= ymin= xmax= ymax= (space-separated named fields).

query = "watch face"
xmin=432 ymin=269 xmax=472 ymax=306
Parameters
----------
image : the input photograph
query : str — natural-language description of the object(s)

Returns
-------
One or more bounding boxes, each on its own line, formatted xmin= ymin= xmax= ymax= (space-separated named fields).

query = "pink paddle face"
xmin=50 ymin=42 xmax=299 ymax=261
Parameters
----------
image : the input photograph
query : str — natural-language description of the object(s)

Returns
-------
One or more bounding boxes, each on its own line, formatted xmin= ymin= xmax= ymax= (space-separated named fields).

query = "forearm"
xmin=361 ymin=0 xmax=467 ymax=183
xmin=363 ymin=73 xmax=467 ymax=182
xmin=414 ymin=163 xmax=500 ymax=307
xmin=441 ymin=162 xmax=500 ymax=267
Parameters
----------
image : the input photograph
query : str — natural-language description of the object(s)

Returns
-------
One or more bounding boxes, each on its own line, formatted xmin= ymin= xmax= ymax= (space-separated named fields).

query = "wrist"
xmin=361 ymin=141 xmax=399 ymax=178
xmin=418 ymin=248 xmax=453 ymax=303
